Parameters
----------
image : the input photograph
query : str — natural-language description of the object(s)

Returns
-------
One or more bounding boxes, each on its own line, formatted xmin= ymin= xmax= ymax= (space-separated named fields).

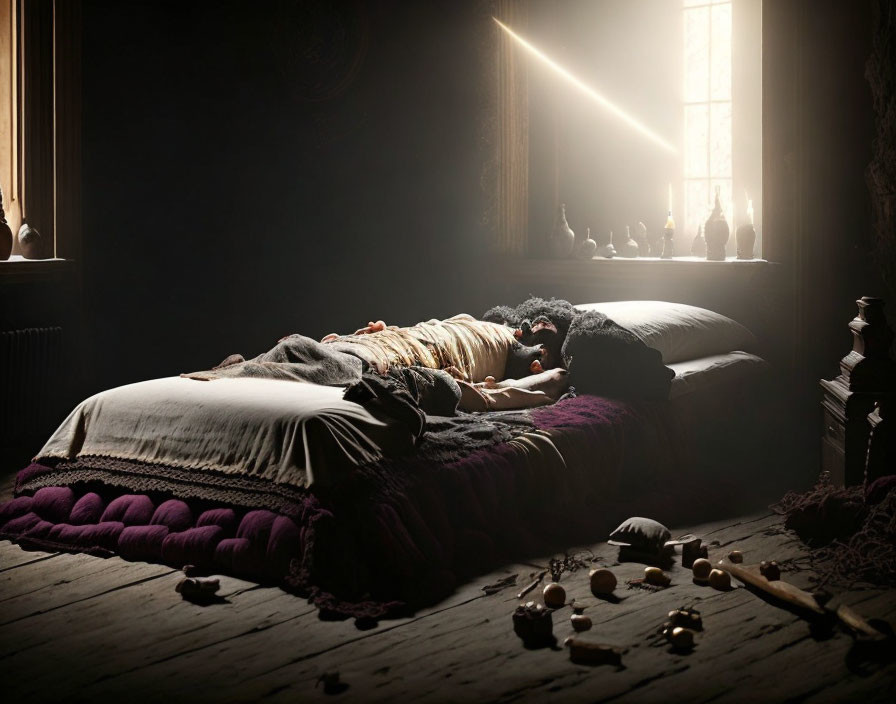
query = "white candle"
xmin=747 ymin=199 xmax=754 ymax=225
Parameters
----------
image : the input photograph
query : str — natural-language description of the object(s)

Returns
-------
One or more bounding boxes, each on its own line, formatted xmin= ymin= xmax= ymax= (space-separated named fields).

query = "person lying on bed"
xmin=321 ymin=314 xmax=569 ymax=411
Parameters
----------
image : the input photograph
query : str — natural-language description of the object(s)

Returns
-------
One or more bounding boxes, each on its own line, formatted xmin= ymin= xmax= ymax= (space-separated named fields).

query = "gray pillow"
xmin=608 ymin=516 xmax=671 ymax=551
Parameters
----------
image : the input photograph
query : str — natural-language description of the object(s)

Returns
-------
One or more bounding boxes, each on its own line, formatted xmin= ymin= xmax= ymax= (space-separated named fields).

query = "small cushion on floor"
xmin=91 ymin=521 xmax=126 ymax=550
xmin=46 ymin=521 xmax=124 ymax=550
xmin=118 ymin=524 xmax=170 ymax=561
xmin=101 ymin=494 xmax=155 ymax=526
xmin=23 ymin=519 xmax=55 ymax=539
xmin=0 ymin=496 xmax=34 ymax=527
xmin=215 ymin=537 xmax=265 ymax=575
xmin=31 ymin=487 xmax=76 ymax=523
xmin=151 ymin=499 xmax=194 ymax=532
xmin=161 ymin=525 xmax=224 ymax=568
xmin=69 ymin=492 xmax=105 ymax=525
xmin=197 ymin=508 xmax=238 ymax=533
xmin=236 ymin=510 xmax=278 ymax=545
xmin=2 ymin=511 xmax=42 ymax=535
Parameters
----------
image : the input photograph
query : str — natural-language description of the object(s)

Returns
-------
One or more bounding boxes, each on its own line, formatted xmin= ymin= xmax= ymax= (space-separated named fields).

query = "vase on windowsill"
xmin=18 ymin=221 xmax=45 ymax=260
xmin=735 ymin=198 xmax=756 ymax=260
xmin=0 ymin=186 xmax=12 ymax=260
xmin=549 ymin=203 xmax=576 ymax=259
xmin=704 ymin=187 xmax=729 ymax=261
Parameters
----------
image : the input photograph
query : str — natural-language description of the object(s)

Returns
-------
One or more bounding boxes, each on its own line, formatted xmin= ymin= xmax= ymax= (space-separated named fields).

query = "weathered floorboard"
xmin=0 ymin=540 xmax=58 ymax=571
xmin=0 ymin=512 xmax=894 ymax=703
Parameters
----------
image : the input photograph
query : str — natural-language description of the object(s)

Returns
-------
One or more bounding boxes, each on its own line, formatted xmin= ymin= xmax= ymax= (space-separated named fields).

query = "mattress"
xmin=38 ymin=376 xmax=414 ymax=489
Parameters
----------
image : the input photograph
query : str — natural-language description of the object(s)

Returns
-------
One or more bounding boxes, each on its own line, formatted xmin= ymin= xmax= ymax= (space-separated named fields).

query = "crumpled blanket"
xmin=344 ymin=367 xmax=462 ymax=446
xmin=182 ymin=334 xmax=363 ymax=385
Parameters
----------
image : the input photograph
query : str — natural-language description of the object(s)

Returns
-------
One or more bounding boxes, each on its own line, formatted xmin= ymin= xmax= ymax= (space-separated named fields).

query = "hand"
xmin=352 ymin=320 xmax=388 ymax=335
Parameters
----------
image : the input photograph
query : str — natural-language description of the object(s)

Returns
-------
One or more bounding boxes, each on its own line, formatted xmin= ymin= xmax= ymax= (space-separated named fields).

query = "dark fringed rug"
xmin=772 ymin=474 xmax=896 ymax=588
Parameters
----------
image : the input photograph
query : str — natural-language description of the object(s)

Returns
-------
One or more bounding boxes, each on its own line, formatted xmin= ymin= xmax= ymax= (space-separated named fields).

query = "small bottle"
xmin=736 ymin=199 xmax=756 ymax=260
xmin=704 ymin=187 xmax=730 ymax=261
xmin=661 ymin=210 xmax=675 ymax=259
xmin=619 ymin=225 xmax=639 ymax=258
xmin=691 ymin=223 xmax=707 ymax=257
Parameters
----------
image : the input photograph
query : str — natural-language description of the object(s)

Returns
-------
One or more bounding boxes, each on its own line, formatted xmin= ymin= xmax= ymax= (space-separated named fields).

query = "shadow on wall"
xmin=81 ymin=0 xmax=496 ymax=392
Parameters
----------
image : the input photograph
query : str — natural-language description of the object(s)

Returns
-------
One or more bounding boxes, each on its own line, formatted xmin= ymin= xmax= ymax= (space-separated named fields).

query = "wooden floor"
xmin=1 ymin=511 xmax=895 ymax=703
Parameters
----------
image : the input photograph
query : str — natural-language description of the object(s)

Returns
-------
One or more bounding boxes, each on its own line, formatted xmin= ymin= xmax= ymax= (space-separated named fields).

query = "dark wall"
xmin=80 ymin=0 xmax=494 ymax=391
xmin=776 ymin=0 xmax=883 ymax=387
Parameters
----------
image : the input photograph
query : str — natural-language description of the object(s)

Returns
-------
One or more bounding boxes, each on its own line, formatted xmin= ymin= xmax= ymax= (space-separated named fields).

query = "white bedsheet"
xmin=38 ymin=376 xmax=412 ymax=489
xmin=668 ymin=351 xmax=768 ymax=400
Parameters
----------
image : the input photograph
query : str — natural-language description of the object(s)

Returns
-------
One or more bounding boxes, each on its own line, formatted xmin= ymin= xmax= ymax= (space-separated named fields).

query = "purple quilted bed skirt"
xmin=0 ymin=396 xmax=689 ymax=620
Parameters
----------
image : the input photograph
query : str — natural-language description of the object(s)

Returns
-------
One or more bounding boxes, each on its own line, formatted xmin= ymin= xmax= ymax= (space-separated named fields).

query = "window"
xmin=495 ymin=0 xmax=762 ymax=260
xmin=0 ymin=0 xmax=20 ymax=241
xmin=0 ymin=0 xmax=81 ymax=264
xmin=683 ymin=0 xmax=734 ymax=248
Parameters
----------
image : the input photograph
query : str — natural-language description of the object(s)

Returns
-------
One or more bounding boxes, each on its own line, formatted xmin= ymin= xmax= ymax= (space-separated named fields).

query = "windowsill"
xmin=580 ymin=256 xmax=768 ymax=264
xmin=508 ymin=255 xmax=771 ymax=269
xmin=0 ymin=255 xmax=74 ymax=283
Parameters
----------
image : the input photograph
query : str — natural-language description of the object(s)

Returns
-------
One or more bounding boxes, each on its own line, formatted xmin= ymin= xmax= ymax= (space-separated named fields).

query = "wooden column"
xmin=54 ymin=0 xmax=82 ymax=263
xmin=495 ymin=0 xmax=529 ymax=256
xmin=18 ymin=0 xmax=54 ymax=258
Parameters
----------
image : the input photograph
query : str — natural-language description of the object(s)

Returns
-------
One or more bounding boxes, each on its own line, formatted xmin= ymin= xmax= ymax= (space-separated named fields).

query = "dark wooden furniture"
xmin=820 ymin=297 xmax=896 ymax=486
xmin=866 ymin=399 xmax=895 ymax=484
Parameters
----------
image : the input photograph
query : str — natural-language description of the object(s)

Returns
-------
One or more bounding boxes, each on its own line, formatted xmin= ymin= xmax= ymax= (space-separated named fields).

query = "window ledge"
xmin=0 ymin=255 xmax=74 ymax=283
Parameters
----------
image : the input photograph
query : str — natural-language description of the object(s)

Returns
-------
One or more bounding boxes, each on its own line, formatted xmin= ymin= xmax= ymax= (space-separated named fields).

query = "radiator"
xmin=0 ymin=327 xmax=65 ymax=444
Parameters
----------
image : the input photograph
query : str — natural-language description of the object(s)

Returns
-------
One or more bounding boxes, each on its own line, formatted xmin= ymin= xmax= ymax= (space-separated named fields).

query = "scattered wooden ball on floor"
xmin=543 ymin=582 xmax=567 ymax=608
xmin=708 ymin=569 xmax=731 ymax=590
xmin=692 ymin=558 xmax=712 ymax=583
xmin=644 ymin=567 xmax=671 ymax=587
xmin=570 ymin=613 xmax=592 ymax=632
xmin=760 ymin=561 xmax=781 ymax=581
xmin=589 ymin=568 xmax=617 ymax=595
xmin=668 ymin=608 xmax=703 ymax=631
xmin=668 ymin=626 xmax=695 ymax=650
xmin=728 ymin=550 xmax=744 ymax=563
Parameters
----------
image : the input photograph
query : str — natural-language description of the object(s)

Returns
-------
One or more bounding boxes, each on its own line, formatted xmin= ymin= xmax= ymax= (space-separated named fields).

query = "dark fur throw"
xmin=482 ymin=296 xmax=576 ymax=338
xmin=483 ymin=298 xmax=673 ymax=400
xmin=562 ymin=311 xmax=673 ymax=401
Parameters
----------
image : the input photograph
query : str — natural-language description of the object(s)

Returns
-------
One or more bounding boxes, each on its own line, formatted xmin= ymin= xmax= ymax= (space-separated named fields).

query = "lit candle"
xmin=747 ymin=199 xmax=754 ymax=225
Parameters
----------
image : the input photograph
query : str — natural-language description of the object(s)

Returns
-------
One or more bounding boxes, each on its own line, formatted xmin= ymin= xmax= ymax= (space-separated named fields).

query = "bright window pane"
xmin=709 ymin=101 xmax=732 ymax=177
xmin=685 ymin=179 xmax=711 ymax=240
xmin=685 ymin=104 xmax=709 ymax=177
xmin=711 ymin=3 xmax=732 ymax=100
xmin=711 ymin=179 xmax=734 ymax=232
xmin=684 ymin=7 xmax=709 ymax=103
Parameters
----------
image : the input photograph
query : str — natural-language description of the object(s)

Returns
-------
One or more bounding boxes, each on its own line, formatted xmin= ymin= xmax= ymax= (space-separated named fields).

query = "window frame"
xmin=0 ymin=0 xmax=81 ymax=269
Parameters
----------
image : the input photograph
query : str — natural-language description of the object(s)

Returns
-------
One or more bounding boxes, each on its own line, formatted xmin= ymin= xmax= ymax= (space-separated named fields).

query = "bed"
xmin=0 ymin=300 xmax=771 ymax=619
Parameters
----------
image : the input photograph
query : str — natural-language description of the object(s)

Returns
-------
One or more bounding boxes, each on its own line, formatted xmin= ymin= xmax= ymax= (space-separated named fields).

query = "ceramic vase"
xmin=690 ymin=224 xmax=707 ymax=257
xmin=618 ymin=225 xmax=639 ymax=258
xmin=635 ymin=221 xmax=649 ymax=257
xmin=0 ymin=186 xmax=12 ymax=260
xmin=575 ymin=227 xmax=597 ymax=259
xmin=704 ymin=187 xmax=729 ymax=261
xmin=661 ymin=211 xmax=675 ymax=259
xmin=18 ymin=222 xmax=44 ymax=259
xmin=597 ymin=231 xmax=616 ymax=258
xmin=549 ymin=203 xmax=576 ymax=258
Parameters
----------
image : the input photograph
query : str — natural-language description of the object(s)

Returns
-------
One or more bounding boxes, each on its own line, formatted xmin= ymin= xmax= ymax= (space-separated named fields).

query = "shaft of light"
xmin=493 ymin=17 xmax=677 ymax=154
